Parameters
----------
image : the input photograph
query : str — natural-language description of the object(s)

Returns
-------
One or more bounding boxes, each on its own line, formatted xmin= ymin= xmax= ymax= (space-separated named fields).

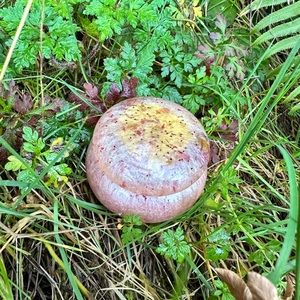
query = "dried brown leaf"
xmin=120 ymin=77 xmax=138 ymax=98
xmin=282 ymin=275 xmax=294 ymax=300
xmin=86 ymin=115 xmax=100 ymax=127
xmin=105 ymin=83 xmax=121 ymax=104
xmin=216 ymin=268 xmax=252 ymax=300
xmin=51 ymin=98 xmax=65 ymax=112
xmin=68 ymin=92 xmax=89 ymax=110
xmin=13 ymin=93 xmax=33 ymax=114
xmin=84 ymin=83 xmax=99 ymax=100
xmin=219 ymin=120 xmax=238 ymax=142
xmin=247 ymin=272 xmax=280 ymax=300
xmin=209 ymin=140 xmax=221 ymax=165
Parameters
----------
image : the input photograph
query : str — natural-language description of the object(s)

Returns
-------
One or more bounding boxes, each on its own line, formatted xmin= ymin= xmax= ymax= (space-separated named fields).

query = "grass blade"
xmin=264 ymin=35 xmax=300 ymax=59
xmin=267 ymin=145 xmax=298 ymax=286
xmin=53 ymin=200 xmax=86 ymax=300
xmin=240 ymin=0 xmax=289 ymax=15
xmin=254 ymin=18 xmax=300 ymax=45
xmin=254 ymin=2 xmax=300 ymax=31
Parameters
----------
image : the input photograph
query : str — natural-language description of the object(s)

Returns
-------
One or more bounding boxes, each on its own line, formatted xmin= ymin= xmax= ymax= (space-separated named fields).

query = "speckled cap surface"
xmin=86 ymin=97 xmax=210 ymax=223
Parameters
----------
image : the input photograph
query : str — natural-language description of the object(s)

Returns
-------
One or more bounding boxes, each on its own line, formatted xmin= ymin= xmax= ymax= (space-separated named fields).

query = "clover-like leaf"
xmin=5 ymin=155 xmax=26 ymax=171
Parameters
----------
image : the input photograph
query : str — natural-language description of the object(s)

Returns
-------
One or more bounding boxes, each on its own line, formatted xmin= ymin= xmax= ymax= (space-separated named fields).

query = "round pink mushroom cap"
xmin=86 ymin=97 xmax=210 ymax=223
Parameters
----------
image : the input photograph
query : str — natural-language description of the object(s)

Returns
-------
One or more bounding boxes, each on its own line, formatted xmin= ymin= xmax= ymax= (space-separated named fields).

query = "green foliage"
xmin=103 ymin=41 xmax=155 ymax=90
xmin=0 ymin=0 xmax=81 ymax=71
xmin=156 ymin=227 xmax=191 ymax=264
xmin=250 ymin=1 xmax=300 ymax=59
xmin=83 ymin=0 xmax=157 ymax=41
xmin=212 ymin=279 xmax=235 ymax=300
xmin=249 ymin=240 xmax=281 ymax=266
xmin=0 ymin=257 xmax=13 ymax=300
xmin=5 ymin=127 xmax=72 ymax=189
xmin=205 ymin=228 xmax=231 ymax=261
xmin=241 ymin=0 xmax=288 ymax=12
xmin=121 ymin=214 xmax=143 ymax=244
xmin=42 ymin=102 xmax=91 ymax=153
xmin=0 ymin=0 xmax=299 ymax=298
xmin=214 ymin=167 xmax=242 ymax=200
xmin=207 ymin=0 xmax=238 ymax=25
xmin=161 ymin=46 xmax=200 ymax=88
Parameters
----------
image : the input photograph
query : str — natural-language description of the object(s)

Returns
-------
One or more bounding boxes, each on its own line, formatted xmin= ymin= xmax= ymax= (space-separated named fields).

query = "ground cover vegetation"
xmin=0 ymin=0 xmax=299 ymax=299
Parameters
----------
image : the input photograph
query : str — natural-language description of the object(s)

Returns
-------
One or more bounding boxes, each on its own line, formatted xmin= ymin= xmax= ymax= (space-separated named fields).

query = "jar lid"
xmin=90 ymin=97 xmax=210 ymax=196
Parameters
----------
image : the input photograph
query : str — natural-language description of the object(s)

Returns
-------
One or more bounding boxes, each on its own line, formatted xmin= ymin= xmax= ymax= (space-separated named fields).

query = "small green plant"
xmin=205 ymin=228 xmax=231 ymax=262
xmin=83 ymin=0 xmax=156 ymax=41
xmin=5 ymin=126 xmax=72 ymax=189
xmin=156 ymin=227 xmax=191 ymax=264
xmin=0 ymin=0 xmax=81 ymax=71
xmin=243 ymin=0 xmax=300 ymax=59
xmin=212 ymin=279 xmax=235 ymax=300
xmin=121 ymin=214 xmax=143 ymax=244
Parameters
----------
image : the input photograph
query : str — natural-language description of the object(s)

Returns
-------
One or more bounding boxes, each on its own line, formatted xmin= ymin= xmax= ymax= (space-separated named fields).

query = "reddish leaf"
xmin=13 ymin=93 xmax=33 ymax=114
xmin=51 ymin=98 xmax=65 ymax=112
xmin=0 ymin=80 xmax=19 ymax=105
xmin=8 ymin=80 xmax=18 ymax=97
xmin=0 ymin=128 xmax=23 ymax=165
xmin=219 ymin=120 xmax=238 ymax=142
xmin=106 ymin=77 xmax=139 ymax=106
xmin=106 ymin=83 xmax=121 ymax=103
xmin=120 ymin=77 xmax=138 ymax=98
xmin=209 ymin=140 xmax=221 ymax=166
xmin=86 ymin=115 xmax=101 ymax=127
xmin=84 ymin=82 xmax=99 ymax=100
xmin=68 ymin=91 xmax=89 ymax=110
xmin=90 ymin=98 xmax=106 ymax=113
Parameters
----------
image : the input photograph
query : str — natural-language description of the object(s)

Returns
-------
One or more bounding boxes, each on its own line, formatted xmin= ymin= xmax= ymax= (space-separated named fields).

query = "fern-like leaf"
xmin=264 ymin=35 xmax=300 ymax=58
xmin=254 ymin=1 xmax=300 ymax=32
xmin=254 ymin=17 xmax=300 ymax=45
xmin=240 ymin=0 xmax=290 ymax=16
xmin=283 ymin=84 xmax=300 ymax=115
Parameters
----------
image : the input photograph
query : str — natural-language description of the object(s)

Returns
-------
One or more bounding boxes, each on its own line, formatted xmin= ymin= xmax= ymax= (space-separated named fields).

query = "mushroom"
xmin=86 ymin=97 xmax=210 ymax=223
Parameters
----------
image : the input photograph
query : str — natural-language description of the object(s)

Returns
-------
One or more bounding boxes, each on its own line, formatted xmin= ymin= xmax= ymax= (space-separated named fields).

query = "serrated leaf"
xmin=23 ymin=142 xmax=36 ymax=153
xmin=264 ymin=35 xmax=300 ymax=59
xmin=123 ymin=214 xmax=142 ymax=226
xmin=254 ymin=2 xmax=300 ymax=32
xmin=22 ymin=126 xmax=33 ymax=142
xmin=156 ymin=227 xmax=190 ymax=263
xmin=240 ymin=0 xmax=289 ymax=16
xmin=104 ymin=57 xmax=123 ymax=83
xmin=17 ymin=169 xmax=36 ymax=184
xmin=182 ymin=94 xmax=205 ymax=113
xmin=53 ymin=164 xmax=72 ymax=176
xmin=5 ymin=156 xmax=26 ymax=171
xmin=121 ymin=227 xmax=143 ymax=244
xmin=206 ymin=245 xmax=229 ymax=261
xmin=254 ymin=18 xmax=300 ymax=45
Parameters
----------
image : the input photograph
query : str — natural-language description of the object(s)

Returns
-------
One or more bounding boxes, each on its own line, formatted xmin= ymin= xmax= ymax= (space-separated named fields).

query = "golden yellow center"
xmin=118 ymin=103 xmax=193 ymax=162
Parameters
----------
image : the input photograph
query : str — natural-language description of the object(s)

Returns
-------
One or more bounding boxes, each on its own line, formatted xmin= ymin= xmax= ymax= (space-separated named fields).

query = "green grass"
xmin=0 ymin=0 xmax=299 ymax=299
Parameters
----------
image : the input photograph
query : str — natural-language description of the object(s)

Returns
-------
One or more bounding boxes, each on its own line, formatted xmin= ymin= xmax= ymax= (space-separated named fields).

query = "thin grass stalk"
xmin=267 ymin=145 xmax=298 ymax=285
xmin=0 ymin=0 xmax=34 ymax=83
